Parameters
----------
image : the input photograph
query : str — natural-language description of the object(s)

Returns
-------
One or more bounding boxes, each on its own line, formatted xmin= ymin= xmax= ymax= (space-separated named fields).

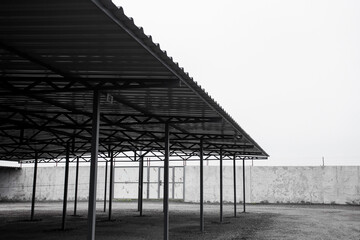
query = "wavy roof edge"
xmin=91 ymin=0 xmax=269 ymax=157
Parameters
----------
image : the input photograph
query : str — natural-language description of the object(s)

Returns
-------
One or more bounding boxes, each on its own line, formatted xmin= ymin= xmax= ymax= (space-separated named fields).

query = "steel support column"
xmin=147 ymin=158 xmax=150 ymax=199
xmin=137 ymin=155 xmax=141 ymax=211
xmin=200 ymin=139 xmax=204 ymax=232
xmin=103 ymin=161 xmax=108 ymax=212
xmin=139 ymin=155 xmax=144 ymax=216
xmin=87 ymin=90 xmax=100 ymax=240
xmin=108 ymin=151 xmax=114 ymax=221
xmin=242 ymin=158 xmax=246 ymax=213
xmin=233 ymin=154 xmax=237 ymax=218
xmin=74 ymin=156 xmax=80 ymax=216
xmin=30 ymin=152 xmax=38 ymax=221
xmin=219 ymin=149 xmax=223 ymax=223
xmin=62 ymin=142 xmax=70 ymax=230
xmin=163 ymin=123 xmax=170 ymax=240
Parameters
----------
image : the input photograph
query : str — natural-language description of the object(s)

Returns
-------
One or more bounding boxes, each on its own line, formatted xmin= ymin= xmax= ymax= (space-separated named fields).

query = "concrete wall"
xmin=0 ymin=165 xmax=183 ymax=201
xmin=184 ymin=166 xmax=360 ymax=205
xmin=0 ymin=166 xmax=108 ymax=201
xmin=113 ymin=166 xmax=184 ymax=199
xmin=1 ymin=166 xmax=359 ymax=205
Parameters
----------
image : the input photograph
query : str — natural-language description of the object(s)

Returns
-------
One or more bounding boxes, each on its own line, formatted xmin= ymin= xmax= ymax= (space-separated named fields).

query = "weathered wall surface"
xmin=0 ymin=166 xmax=183 ymax=201
xmin=0 ymin=166 xmax=108 ymax=201
xmin=1 ymin=166 xmax=359 ymax=204
xmin=184 ymin=166 xmax=360 ymax=205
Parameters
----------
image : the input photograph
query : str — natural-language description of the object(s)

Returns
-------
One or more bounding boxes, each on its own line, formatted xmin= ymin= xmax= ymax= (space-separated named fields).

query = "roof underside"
xmin=0 ymin=0 xmax=268 ymax=162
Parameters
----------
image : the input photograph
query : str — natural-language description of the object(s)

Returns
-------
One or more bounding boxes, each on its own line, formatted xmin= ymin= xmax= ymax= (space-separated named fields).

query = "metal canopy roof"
xmin=0 ymin=0 xmax=268 ymax=161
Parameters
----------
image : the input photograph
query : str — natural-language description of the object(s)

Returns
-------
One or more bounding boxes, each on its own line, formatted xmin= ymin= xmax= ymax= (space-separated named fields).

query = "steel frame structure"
xmin=0 ymin=0 xmax=268 ymax=239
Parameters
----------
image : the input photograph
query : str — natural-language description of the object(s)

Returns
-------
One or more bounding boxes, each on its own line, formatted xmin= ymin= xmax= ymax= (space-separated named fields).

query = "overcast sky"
xmin=113 ymin=0 xmax=360 ymax=166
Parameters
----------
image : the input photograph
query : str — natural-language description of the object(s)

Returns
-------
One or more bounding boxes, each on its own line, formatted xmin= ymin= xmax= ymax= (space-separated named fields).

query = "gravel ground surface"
xmin=0 ymin=201 xmax=359 ymax=240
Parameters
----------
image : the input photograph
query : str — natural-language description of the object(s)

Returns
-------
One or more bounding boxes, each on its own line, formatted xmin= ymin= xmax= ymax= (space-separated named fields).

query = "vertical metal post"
xmin=87 ymin=90 xmax=100 ymax=240
xmin=233 ymin=154 xmax=237 ymax=218
xmin=172 ymin=167 xmax=175 ymax=199
xmin=137 ymin=153 xmax=141 ymax=211
xmin=243 ymin=158 xmax=246 ymax=213
xmin=219 ymin=149 xmax=223 ymax=223
xmin=74 ymin=156 xmax=79 ymax=216
xmin=133 ymin=150 xmax=137 ymax=210
xmin=62 ymin=142 xmax=70 ymax=230
xmin=200 ymin=139 xmax=204 ymax=232
xmin=108 ymin=151 xmax=114 ymax=221
xmin=103 ymin=161 xmax=108 ymax=212
xmin=158 ymin=166 xmax=161 ymax=199
xmin=139 ymin=155 xmax=144 ymax=216
xmin=30 ymin=152 xmax=38 ymax=221
xmin=163 ymin=123 xmax=170 ymax=240
xmin=147 ymin=158 xmax=150 ymax=199
xmin=182 ymin=166 xmax=185 ymax=201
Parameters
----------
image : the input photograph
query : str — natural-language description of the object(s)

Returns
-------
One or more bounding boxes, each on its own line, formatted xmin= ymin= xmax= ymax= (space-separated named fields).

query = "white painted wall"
xmin=184 ymin=166 xmax=360 ymax=205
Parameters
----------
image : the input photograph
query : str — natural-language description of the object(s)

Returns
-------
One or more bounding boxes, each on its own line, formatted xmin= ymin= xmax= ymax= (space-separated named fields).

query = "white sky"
xmin=113 ymin=0 xmax=360 ymax=166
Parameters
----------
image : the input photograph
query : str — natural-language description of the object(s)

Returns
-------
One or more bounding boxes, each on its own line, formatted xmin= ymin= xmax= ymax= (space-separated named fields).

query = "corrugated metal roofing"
xmin=0 ymin=0 xmax=268 ymax=161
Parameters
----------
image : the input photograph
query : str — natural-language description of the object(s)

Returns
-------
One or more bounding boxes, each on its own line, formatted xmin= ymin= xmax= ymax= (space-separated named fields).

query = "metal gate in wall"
xmin=113 ymin=166 xmax=185 ymax=200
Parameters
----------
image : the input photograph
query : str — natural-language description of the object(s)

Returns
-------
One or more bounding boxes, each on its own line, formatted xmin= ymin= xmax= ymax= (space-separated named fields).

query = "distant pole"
xmin=108 ymin=151 xmax=114 ymax=221
xmin=137 ymin=152 xmax=141 ymax=211
xmin=233 ymin=154 xmax=237 ymax=218
xmin=200 ymin=139 xmax=204 ymax=232
xmin=147 ymin=158 xmax=150 ymax=199
xmin=163 ymin=123 xmax=170 ymax=240
xmin=62 ymin=143 xmax=70 ymax=230
xmin=74 ymin=156 xmax=80 ymax=216
xmin=322 ymin=157 xmax=325 ymax=167
xmin=219 ymin=149 xmax=223 ymax=223
xmin=139 ymin=155 xmax=144 ymax=216
xmin=103 ymin=160 xmax=108 ymax=212
xmin=30 ymin=152 xmax=38 ymax=221
xmin=242 ymin=158 xmax=246 ymax=213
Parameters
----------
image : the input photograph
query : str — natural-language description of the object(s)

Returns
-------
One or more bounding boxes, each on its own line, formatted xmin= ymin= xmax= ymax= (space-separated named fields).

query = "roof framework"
xmin=0 ymin=0 xmax=269 ymax=239
xmin=0 ymin=0 xmax=268 ymax=162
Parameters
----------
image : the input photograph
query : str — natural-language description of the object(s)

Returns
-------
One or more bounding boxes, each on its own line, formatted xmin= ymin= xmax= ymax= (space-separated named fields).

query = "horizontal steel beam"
xmin=1 ymin=77 xmax=180 ymax=94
